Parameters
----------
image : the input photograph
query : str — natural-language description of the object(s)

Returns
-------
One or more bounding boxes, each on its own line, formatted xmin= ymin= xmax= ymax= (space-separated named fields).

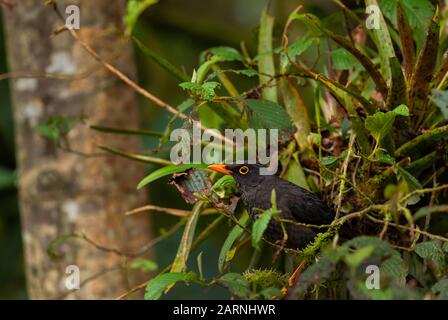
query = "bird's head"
xmin=208 ymin=163 xmax=264 ymax=187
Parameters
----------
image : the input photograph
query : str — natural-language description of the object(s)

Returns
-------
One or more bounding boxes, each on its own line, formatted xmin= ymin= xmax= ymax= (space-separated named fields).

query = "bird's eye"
xmin=239 ymin=166 xmax=249 ymax=175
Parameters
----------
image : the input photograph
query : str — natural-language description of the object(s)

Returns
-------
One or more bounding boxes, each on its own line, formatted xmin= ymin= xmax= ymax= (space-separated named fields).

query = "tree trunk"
xmin=3 ymin=0 xmax=152 ymax=299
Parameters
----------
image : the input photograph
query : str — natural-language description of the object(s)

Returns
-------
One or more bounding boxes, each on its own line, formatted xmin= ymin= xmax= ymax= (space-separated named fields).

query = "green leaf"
xmin=372 ymin=149 xmax=396 ymax=165
xmin=408 ymin=11 xmax=440 ymax=117
xmin=144 ymin=271 xmax=196 ymax=300
xmin=124 ymin=0 xmax=158 ymax=36
xmin=413 ymin=205 xmax=448 ymax=221
xmin=179 ymin=81 xmax=221 ymax=101
xmin=290 ymin=13 xmax=322 ymax=36
xmin=130 ymin=258 xmax=158 ymax=272
xmin=201 ymin=46 xmax=242 ymax=63
xmin=280 ymin=35 xmax=314 ymax=69
xmin=170 ymin=201 xmax=204 ymax=273
xmin=344 ymin=236 xmax=407 ymax=285
xmin=430 ymin=89 xmax=448 ymax=119
xmin=282 ymin=152 xmax=309 ymax=190
xmin=218 ymin=212 xmax=250 ymax=272
xmin=280 ymin=78 xmax=311 ymax=151
xmin=432 ymin=278 xmax=448 ymax=300
xmin=258 ymin=5 xmax=277 ymax=102
xmin=137 ymin=164 xmax=207 ymax=189
xmin=321 ymin=156 xmax=340 ymax=166
xmin=219 ymin=273 xmax=251 ymax=298
xmin=365 ymin=105 xmax=409 ymax=143
xmin=34 ymin=115 xmax=86 ymax=143
xmin=252 ymin=190 xmax=281 ymax=249
xmin=344 ymin=245 xmax=376 ymax=268
xmin=211 ymin=175 xmax=237 ymax=198
xmin=396 ymin=166 xmax=423 ymax=195
xmin=133 ymin=36 xmax=189 ymax=82
xmin=365 ymin=0 xmax=395 ymax=82
xmin=332 ymin=48 xmax=360 ymax=70
xmin=381 ymin=0 xmax=434 ymax=51
xmin=244 ymin=99 xmax=292 ymax=130
xmin=415 ymin=241 xmax=446 ymax=272
xmin=196 ymin=55 xmax=221 ymax=84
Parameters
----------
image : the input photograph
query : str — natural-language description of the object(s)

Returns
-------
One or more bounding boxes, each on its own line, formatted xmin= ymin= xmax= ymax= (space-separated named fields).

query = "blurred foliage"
xmin=0 ymin=11 xmax=26 ymax=299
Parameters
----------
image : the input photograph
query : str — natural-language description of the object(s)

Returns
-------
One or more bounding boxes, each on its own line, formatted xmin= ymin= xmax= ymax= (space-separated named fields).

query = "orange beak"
xmin=208 ymin=164 xmax=232 ymax=175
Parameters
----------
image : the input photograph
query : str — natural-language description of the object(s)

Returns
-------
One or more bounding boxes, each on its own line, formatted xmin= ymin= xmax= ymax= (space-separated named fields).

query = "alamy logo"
xmin=365 ymin=5 xmax=380 ymax=30
xmin=365 ymin=265 xmax=380 ymax=290
xmin=65 ymin=5 xmax=80 ymax=30
xmin=65 ymin=265 xmax=80 ymax=290
xmin=170 ymin=121 xmax=279 ymax=175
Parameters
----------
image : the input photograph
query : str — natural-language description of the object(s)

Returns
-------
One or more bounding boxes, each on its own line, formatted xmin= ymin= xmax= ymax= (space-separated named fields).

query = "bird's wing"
xmin=277 ymin=180 xmax=335 ymax=225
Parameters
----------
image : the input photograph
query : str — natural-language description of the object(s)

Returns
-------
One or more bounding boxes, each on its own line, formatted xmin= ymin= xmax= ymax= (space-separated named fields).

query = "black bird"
xmin=208 ymin=163 xmax=335 ymax=250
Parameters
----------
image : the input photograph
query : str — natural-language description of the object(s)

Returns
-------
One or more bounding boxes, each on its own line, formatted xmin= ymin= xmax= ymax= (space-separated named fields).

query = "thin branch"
xmin=49 ymin=2 xmax=233 ymax=147
xmin=399 ymin=184 xmax=448 ymax=204
xmin=367 ymin=214 xmax=448 ymax=242
xmin=335 ymin=134 xmax=355 ymax=219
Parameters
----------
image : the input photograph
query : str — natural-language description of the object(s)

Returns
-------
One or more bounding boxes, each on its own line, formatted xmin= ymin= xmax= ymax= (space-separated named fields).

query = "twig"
xmin=335 ymin=134 xmax=355 ymax=219
xmin=48 ymin=2 xmax=234 ymax=147
xmin=367 ymin=214 xmax=448 ymax=242
xmin=126 ymin=205 xmax=193 ymax=217
xmin=399 ymin=184 xmax=448 ymax=204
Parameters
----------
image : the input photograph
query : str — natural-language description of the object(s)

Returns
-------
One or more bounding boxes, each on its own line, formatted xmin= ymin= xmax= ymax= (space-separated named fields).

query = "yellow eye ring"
xmin=239 ymin=166 xmax=249 ymax=175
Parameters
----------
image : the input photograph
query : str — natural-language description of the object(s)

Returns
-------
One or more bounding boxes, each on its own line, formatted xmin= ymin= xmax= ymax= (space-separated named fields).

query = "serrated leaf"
xmin=219 ymin=273 xmax=251 ymax=298
xmin=244 ymin=99 xmax=292 ymax=130
xmin=344 ymin=245 xmax=376 ymax=268
xmin=415 ymin=241 xmax=446 ymax=272
xmin=281 ymin=35 xmax=314 ymax=69
xmin=179 ymin=81 xmax=221 ymax=101
xmin=344 ymin=236 xmax=407 ymax=285
xmin=432 ymin=278 xmax=448 ymax=300
xmin=218 ymin=213 xmax=249 ymax=272
xmin=373 ymin=149 xmax=396 ymax=165
xmin=332 ymin=48 xmax=360 ymax=70
xmin=169 ymin=169 xmax=211 ymax=204
xmin=137 ymin=164 xmax=207 ymax=189
xmin=144 ymin=271 xmax=196 ymax=300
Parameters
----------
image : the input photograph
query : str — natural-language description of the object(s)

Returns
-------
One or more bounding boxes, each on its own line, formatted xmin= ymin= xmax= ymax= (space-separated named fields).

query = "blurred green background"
xmin=0 ymin=0 xmax=336 ymax=299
